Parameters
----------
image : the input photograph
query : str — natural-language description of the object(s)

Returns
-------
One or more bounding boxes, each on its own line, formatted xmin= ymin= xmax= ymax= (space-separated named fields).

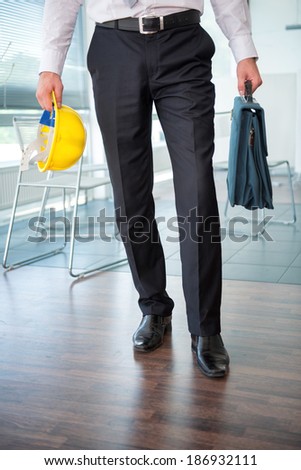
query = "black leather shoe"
xmin=191 ymin=334 xmax=230 ymax=378
xmin=133 ymin=314 xmax=172 ymax=352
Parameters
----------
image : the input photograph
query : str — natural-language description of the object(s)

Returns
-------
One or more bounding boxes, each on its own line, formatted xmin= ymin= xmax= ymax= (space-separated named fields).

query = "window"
xmin=0 ymin=0 xmax=88 ymax=164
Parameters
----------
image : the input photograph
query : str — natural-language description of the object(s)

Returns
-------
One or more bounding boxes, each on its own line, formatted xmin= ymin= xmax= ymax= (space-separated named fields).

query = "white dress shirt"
xmin=40 ymin=0 xmax=258 ymax=76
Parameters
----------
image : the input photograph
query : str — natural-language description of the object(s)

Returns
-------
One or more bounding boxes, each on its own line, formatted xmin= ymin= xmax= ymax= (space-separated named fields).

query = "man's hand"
xmin=36 ymin=72 xmax=64 ymax=111
xmin=237 ymin=58 xmax=263 ymax=96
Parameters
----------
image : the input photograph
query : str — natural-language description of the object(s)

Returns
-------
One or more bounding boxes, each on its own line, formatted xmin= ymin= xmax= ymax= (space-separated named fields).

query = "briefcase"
xmin=227 ymin=81 xmax=274 ymax=210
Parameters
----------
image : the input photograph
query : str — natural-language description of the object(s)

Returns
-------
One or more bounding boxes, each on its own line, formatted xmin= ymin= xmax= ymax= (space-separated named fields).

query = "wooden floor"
xmin=0 ymin=266 xmax=301 ymax=450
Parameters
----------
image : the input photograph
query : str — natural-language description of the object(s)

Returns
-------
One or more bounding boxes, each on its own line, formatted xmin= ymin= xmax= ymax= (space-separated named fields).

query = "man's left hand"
xmin=237 ymin=58 xmax=263 ymax=95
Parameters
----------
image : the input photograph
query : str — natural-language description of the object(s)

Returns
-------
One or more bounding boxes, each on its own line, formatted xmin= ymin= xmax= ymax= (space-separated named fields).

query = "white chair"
xmin=2 ymin=115 xmax=127 ymax=277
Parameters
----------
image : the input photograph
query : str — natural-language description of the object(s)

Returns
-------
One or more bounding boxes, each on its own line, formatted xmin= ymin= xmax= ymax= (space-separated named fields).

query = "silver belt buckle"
xmin=138 ymin=15 xmax=164 ymax=34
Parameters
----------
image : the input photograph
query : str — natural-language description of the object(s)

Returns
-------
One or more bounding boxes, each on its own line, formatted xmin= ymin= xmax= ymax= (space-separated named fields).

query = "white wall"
xmin=213 ymin=1 xmax=301 ymax=170
xmin=250 ymin=0 xmax=301 ymax=75
xmin=250 ymin=0 xmax=301 ymax=171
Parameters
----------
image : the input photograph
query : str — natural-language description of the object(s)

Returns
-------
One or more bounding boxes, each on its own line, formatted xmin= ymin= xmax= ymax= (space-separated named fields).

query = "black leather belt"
xmin=97 ymin=10 xmax=201 ymax=34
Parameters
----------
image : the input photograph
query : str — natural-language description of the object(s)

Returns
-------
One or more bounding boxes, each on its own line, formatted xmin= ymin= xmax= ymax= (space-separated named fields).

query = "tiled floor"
xmin=1 ymin=172 xmax=301 ymax=284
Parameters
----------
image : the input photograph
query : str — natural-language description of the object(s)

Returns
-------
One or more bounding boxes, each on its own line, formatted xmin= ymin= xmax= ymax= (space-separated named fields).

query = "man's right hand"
xmin=36 ymin=72 xmax=64 ymax=111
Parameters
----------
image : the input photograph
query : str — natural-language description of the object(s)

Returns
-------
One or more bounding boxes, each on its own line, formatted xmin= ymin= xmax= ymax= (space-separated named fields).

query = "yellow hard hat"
xmin=21 ymin=92 xmax=86 ymax=172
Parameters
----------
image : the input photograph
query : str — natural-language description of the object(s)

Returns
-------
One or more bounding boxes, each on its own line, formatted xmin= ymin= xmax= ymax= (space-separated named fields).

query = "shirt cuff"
xmin=229 ymin=34 xmax=259 ymax=63
xmin=38 ymin=48 xmax=67 ymax=76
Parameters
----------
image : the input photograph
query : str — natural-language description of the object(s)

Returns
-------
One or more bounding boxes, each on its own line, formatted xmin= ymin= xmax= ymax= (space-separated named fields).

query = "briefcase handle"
xmin=244 ymin=80 xmax=253 ymax=103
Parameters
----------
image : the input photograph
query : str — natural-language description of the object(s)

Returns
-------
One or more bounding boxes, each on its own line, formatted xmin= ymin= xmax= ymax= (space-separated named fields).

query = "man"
xmin=36 ymin=1 xmax=262 ymax=378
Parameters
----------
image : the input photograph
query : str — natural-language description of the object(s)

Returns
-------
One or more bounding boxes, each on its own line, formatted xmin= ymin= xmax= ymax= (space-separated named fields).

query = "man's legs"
xmin=88 ymin=26 xmax=174 ymax=320
xmin=151 ymin=24 xmax=229 ymax=377
xmin=88 ymin=24 xmax=229 ymax=375
xmin=152 ymin=25 xmax=221 ymax=338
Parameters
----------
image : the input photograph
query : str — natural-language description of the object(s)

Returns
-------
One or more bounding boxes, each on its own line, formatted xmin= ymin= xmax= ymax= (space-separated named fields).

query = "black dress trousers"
xmin=87 ymin=23 xmax=222 ymax=337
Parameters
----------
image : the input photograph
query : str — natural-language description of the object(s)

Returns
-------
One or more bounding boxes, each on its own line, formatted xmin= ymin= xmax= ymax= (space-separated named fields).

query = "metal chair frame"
xmin=2 ymin=116 xmax=128 ymax=277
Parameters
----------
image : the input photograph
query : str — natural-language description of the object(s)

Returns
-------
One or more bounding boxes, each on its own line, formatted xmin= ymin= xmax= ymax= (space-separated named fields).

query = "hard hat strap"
xmin=21 ymin=126 xmax=54 ymax=171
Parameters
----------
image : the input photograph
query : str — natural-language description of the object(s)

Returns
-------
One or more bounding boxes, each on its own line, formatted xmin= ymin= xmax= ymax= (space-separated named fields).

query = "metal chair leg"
xmin=267 ymin=160 xmax=296 ymax=225
xmin=2 ymin=177 xmax=66 ymax=271
xmin=68 ymin=159 xmax=128 ymax=278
